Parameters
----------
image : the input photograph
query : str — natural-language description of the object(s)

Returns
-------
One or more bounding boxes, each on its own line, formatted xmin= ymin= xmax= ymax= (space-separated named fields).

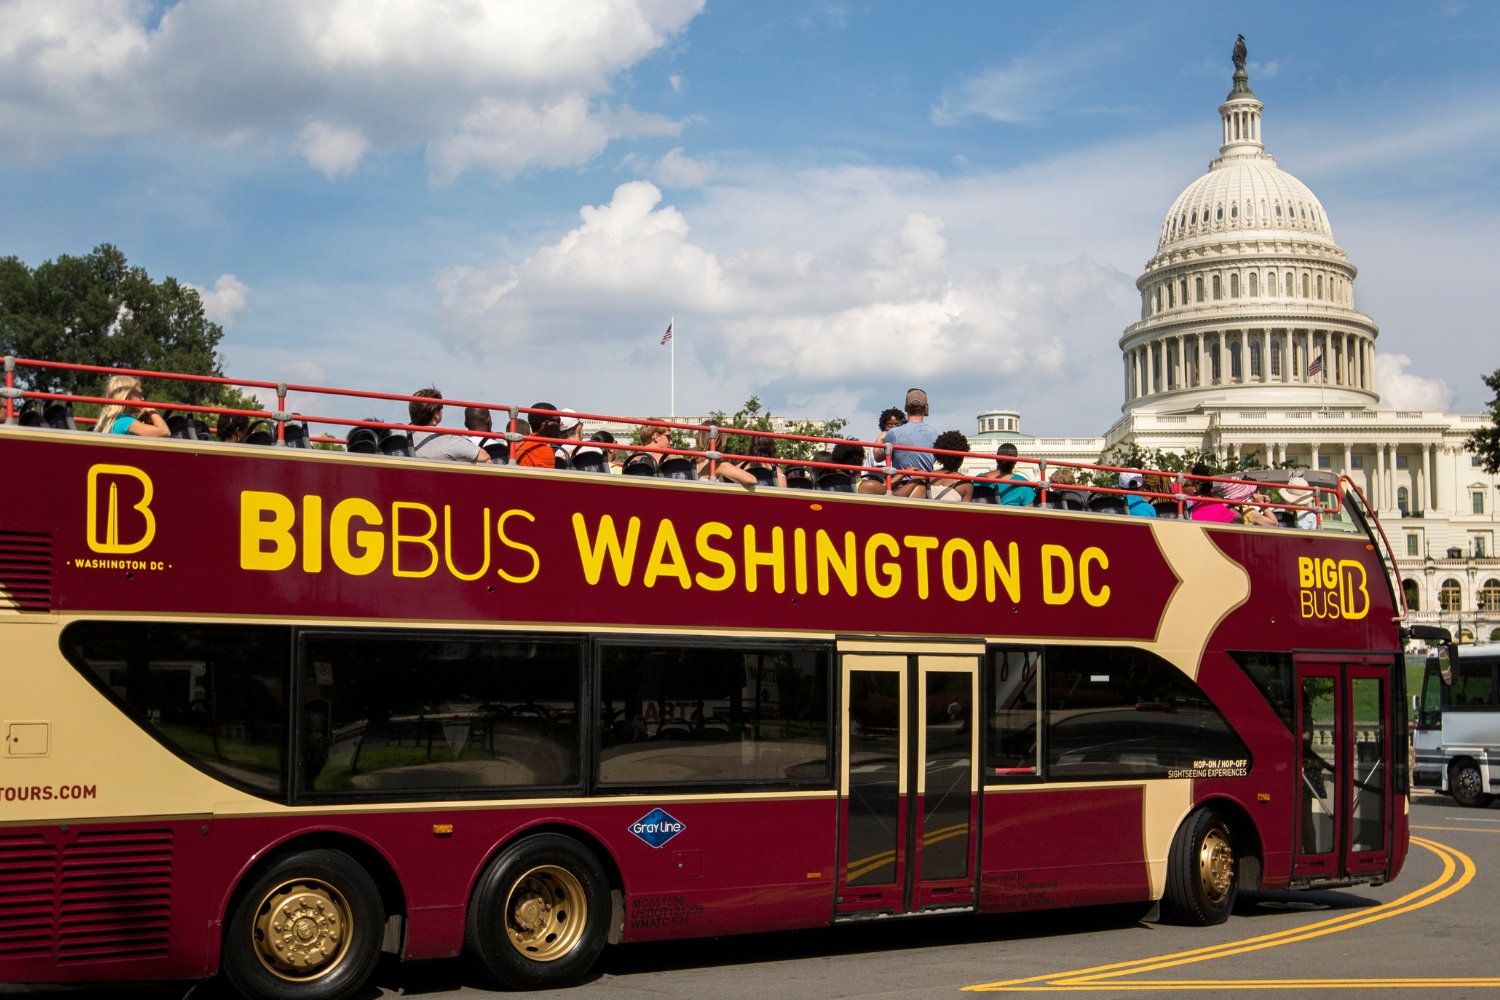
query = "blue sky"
xmin=2 ymin=0 xmax=1497 ymax=435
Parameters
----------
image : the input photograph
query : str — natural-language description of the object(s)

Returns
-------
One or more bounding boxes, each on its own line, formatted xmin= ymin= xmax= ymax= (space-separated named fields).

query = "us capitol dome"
xmin=966 ymin=38 xmax=1500 ymax=643
xmin=1120 ymin=46 xmax=1377 ymax=414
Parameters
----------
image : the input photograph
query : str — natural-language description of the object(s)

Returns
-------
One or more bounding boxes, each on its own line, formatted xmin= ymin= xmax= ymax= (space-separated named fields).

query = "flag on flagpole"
xmin=1307 ymin=353 xmax=1324 ymax=377
xmin=660 ymin=319 xmax=673 ymax=345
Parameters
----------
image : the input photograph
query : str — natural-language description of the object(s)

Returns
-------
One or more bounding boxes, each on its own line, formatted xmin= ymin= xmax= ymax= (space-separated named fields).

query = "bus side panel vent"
xmin=0 ymin=531 xmax=52 ymax=612
xmin=0 ymin=833 xmax=59 ymax=960
xmin=56 ymin=828 xmax=173 ymax=964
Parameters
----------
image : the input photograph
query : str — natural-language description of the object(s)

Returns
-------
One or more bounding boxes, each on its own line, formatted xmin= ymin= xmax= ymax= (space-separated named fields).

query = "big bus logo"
xmin=1297 ymin=555 xmax=1369 ymax=621
xmin=86 ymin=464 xmax=157 ymax=554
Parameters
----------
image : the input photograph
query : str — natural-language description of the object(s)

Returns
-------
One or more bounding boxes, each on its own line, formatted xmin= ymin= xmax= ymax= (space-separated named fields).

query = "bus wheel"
xmin=1161 ymin=807 xmax=1237 ymax=926
xmin=221 ymin=849 xmax=385 ymax=1000
xmin=1450 ymin=760 xmax=1494 ymax=808
xmin=467 ymin=833 xmax=611 ymax=990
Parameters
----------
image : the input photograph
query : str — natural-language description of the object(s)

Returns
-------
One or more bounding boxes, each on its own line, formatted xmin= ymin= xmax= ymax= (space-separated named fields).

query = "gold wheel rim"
xmin=504 ymin=865 xmax=587 ymax=963
xmin=251 ymin=878 xmax=353 ymax=981
xmin=1198 ymin=827 xmax=1235 ymax=904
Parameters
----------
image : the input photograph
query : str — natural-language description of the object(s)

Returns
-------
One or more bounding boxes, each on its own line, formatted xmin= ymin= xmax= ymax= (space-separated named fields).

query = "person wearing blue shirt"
xmin=1121 ymin=471 xmax=1157 ymax=517
xmin=986 ymin=442 xmax=1036 ymax=506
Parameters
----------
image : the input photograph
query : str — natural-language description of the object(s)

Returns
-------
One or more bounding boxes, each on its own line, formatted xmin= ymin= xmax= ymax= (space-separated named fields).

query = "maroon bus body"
xmin=0 ymin=433 xmax=1407 ymax=985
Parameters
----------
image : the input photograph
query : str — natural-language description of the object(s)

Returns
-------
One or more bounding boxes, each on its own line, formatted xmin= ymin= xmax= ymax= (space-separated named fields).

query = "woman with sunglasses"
xmin=92 ymin=375 xmax=170 ymax=438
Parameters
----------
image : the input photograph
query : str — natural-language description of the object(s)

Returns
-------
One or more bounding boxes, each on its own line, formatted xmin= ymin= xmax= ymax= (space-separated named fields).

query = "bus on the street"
xmin=1413 ymin=644 xmax=1500 ymax=806
xmin=0 ymin=359 xmax=1411 ymax=999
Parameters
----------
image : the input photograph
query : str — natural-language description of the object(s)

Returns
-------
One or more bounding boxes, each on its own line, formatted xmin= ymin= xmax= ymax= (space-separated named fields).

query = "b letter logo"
xmin=1296 ymin=555 xmax=1369 ymax=621
xmin=86 ymin=465 xmax=156 ymax=554
xmin=628 ymin=808 xmax=686 ymax=849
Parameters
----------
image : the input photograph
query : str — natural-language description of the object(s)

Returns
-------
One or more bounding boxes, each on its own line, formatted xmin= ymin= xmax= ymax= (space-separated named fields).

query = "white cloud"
xmin=187 ymin=274 xmax=250 ymax=324
xmin=668 ymin=74 xmax=682 ymax=92
xmin=435 ymin=177 xmax=1132 ymax=427
xmin=1374 ymin=353 xmax=1456 ymax=411
xmin=0 ymin=0 xmax=704 ymax=180
xmin=654 ymin=147 xmax=718 ymax=188
xmin=931 ymin=40 xmax=1126 ymax=126
xmin=298 ymin=122 xmax=368 ymax=179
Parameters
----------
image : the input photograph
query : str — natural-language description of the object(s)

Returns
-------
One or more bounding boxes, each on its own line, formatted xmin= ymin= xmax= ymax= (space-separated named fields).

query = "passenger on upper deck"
xmin=93 ymin=375 xmax=170 ymax=438
xmin=410 ymin=388 xmax=489 ymax=464
xmin=1045 ymin=467 xmax=1089 ymax=510
xmin=882 ymin=388 xmax=938 ymax=476
xmin=1280 ymin=475 xmax=1320 ymax=530
xmin=695 ymin=422 xmax=757 ymax=486
xmin=928 ymin=430 xmax=972 ymax=503
xmin=463 ymin=406 xmax=492 ymax=449
xmin=513 ymin=403 xmax=559 ymax=468
xmin=214 ymin=413 xmax=250 ymax=443
xmin=555 ymin=408 xmax=584 ymax=465
xmin=1186 ymin=464 xmax=1235 ymax=522
xmin=1120 ymin=472 xmax=1157 ymax=517
xmin=745 ymin=434 xmax=788 ymax=487
xmin=984 ymin=442 xmax=1037 ymax=507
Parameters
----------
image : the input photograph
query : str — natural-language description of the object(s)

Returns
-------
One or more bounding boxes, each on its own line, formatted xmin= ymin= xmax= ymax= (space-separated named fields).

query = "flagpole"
xmin=670 ymin=314 xmax=676 ymax=418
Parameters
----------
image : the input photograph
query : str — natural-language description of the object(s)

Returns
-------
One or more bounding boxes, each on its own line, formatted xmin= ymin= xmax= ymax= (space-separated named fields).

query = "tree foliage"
xmin=705 ymin=396 xmax=849 ymax=461
xmin=1467 ymin=368 xmax=1500 ymax=475
xmin=1082 ymin=443 xmax=1265 ymax=488
xmin=0 ymin=243 xmax=260 ymax=416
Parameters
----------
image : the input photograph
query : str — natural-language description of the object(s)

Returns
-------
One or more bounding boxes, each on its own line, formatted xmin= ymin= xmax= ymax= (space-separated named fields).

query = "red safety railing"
xmin=2 ymin=355 xmax=1349 ymax=525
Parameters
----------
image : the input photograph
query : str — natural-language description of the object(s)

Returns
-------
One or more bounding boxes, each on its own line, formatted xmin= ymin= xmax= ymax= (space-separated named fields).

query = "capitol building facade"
xmin=966 ymin=50 xmax=1500 ymax=645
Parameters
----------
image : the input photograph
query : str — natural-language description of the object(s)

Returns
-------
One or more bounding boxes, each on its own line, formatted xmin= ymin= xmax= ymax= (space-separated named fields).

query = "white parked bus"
xmin=1414 ymin=641 xmax=1500 ymax=807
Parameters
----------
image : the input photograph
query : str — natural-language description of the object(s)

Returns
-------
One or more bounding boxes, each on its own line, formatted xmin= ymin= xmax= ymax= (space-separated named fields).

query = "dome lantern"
xmin=1218 ymin=35 xmax=1264 ymax=159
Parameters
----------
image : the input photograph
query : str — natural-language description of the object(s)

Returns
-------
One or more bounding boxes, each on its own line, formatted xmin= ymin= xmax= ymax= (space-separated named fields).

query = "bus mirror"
xmin=1412 ymin=694 xmax=1420 ymax=715
xmin=1433 ymin=643 xmax=1456 ymax=686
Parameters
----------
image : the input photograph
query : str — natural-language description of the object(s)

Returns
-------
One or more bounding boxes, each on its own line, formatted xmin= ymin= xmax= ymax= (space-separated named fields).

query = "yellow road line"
xmin=1414 ymin=825 xmax=1500 ymax=833
xmin=965 ymin=837 xmax=1474 ymax=992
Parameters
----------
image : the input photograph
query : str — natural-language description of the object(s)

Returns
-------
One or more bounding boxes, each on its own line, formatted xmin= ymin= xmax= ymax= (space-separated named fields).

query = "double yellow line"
xmin=965 ymin=836 xmax=1475 ymax=992
xmin=846 ymin=822 xmax=972 ymax=882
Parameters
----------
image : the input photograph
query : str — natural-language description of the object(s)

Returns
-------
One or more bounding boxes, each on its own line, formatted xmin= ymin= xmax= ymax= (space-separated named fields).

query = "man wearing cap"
xmin=1119 ymin=471 xmax=1156 ymax=517
xmin=554 ymin=407 xmax=584 ymax=465
xmin=880 ymin=388 xmax=940 ymax=489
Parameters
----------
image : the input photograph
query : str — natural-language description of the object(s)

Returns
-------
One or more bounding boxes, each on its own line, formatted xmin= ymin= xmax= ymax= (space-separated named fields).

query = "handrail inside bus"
xmin=3 ymin=354 xmax=1361 ymax=527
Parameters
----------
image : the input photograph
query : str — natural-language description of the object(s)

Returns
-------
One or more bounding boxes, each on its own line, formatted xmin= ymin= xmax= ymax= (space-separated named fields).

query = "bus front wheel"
xmin=221 ymin=848 xmax=385 ymax=1000
xmin=1161 ymin=807 xmax=1237 ymax=926
xmin=1450 ymin=760 xmax=1493 ymax=808
xmin=467 ymin=833 xmax=612 ymax=991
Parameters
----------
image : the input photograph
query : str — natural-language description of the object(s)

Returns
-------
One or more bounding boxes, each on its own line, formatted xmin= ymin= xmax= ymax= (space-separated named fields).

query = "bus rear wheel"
xmin=221 ymin=848 xmax=385 ymax=1000
xmin=466 ymin=833 xmax=611 ymax=991
xmin=1161 ymin=807 xmax=1237 ymax=926
xmin=1451 ymin=760 xmax=1494 ymax=808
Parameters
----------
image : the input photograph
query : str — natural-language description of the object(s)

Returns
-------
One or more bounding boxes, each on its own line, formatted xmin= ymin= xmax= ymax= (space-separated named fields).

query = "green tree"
xmin=1467 ymin=368 xmax=1500 ymax=474
xmin=0 ymin=243 xmax=260 ymax=419
xmin=1083 ymin=443 xmax=1264 ymax=488
xmin=705 ymin=396 xmax=849 ymax=461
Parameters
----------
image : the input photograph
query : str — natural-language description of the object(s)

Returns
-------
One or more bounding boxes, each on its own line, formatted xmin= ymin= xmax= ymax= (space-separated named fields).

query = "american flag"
xmin=660 ymin=319 xmax=673 ymax=345
xmin=1307 ymin=353 xmax=1324 ymax=377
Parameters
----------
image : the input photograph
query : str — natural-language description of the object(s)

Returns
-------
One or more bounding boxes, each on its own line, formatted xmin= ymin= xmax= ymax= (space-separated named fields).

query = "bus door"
xmin=1294 ymin=659 xmax=1390 ymax=879
xmin=838 ymin=652 xmax=980 ymax=917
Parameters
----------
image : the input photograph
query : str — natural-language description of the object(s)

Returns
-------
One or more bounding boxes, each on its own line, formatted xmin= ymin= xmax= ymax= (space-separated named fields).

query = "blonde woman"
xmin=93 ymin=375 xmax=170 ymax=437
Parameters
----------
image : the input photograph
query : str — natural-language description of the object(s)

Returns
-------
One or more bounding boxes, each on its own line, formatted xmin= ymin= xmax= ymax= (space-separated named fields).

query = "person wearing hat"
xmin=1119 ymin=471 xmax=1157 ymax=517
xmin=880 ymin=388 xmax=940 ymax=495
xmin=1280 ymin=474 xmax=1319 ymax=529
xmin=553 ymin=407 xmax=584 ymax=465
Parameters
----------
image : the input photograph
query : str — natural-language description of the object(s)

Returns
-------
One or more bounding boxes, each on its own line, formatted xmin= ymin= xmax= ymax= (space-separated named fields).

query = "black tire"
xmin=221 ymin=848 xmax=385 ymax=1000
xmin=1161 ymin=807 xmax=1238 ymax=926
xmin=466 ymin=834 xmax=611 ymax=991
xmin=1450 ymin=760 xmax=1494 ymax=808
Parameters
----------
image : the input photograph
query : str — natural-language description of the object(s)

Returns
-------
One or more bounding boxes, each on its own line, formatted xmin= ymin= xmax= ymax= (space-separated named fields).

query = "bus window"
xmin=1445 ymin=659 xmax=1495 ymax=710
xmin=987 ymin=649 xmax=1041 ymax=778
xmin=597 ymin=643 xmax=830 ymax=786
xmin=62 ymin=622 xmax=290 ymax=799
xmin=1230 ymin=651 xmax=1295 ymax=732
xmin=1045 ymin=646 xmax=1250 ymax=780
xmin=1420 ymin=664 xmax=1444 ymax=729
xmin=299 ymin=633 xmax=582 ymax=796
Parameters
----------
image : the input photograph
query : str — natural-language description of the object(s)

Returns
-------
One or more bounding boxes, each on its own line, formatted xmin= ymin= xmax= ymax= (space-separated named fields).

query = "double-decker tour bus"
xmin=0 ymin=357 xmax=1412 ymax=999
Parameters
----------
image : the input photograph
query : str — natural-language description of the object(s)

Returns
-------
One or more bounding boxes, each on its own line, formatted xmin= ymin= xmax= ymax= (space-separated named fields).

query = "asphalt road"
xmin=71 ymin=791 xmax=1500 ymax=1000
